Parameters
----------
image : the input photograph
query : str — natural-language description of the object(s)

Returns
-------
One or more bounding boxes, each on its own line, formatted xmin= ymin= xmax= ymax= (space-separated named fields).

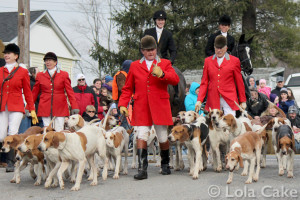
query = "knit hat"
xmin=76 ymin=73 xmax=85 ymax=81
xmin=288 ymin=105 xmax=298 ymax=114
xmin=280 ymin=88 xmax=288 ymax=95
xmin=259 ymin=79 xmax=266 ymax=84
xmin=105 ymin=75 xmax=113 ymax=83
xmin=122 ymin=60 xmax=132 ymax=73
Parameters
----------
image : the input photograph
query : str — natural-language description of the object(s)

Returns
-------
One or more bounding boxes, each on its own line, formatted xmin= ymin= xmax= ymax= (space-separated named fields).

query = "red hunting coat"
xmin=0 ymin=65 xmax=35 ymax=113
xmin=198 ymin=53 xmax=246 ymax=111
xmin=32 ymin=69 xmax=79 ymax=117
xmin=118 ymin=57 xmax=179 ymax=126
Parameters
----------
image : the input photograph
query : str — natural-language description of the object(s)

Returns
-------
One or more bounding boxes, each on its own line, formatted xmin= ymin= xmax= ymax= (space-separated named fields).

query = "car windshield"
xmin=287 ymin=77 xmax=300 ymax=86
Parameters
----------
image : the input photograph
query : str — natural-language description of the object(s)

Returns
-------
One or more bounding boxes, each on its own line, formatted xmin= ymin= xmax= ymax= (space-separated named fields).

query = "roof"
xmin=0 ymin=10 xmax=45 ymax=42
xmin=0 ymin=10 xmax=80 ymax=60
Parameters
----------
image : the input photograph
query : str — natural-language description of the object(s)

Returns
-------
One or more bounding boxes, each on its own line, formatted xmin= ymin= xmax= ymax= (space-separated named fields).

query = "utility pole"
xmin=18 ymin=0 xmax=30 ymax=68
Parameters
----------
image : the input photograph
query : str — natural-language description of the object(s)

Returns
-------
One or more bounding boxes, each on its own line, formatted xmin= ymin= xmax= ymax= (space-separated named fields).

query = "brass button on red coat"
xmin=218 ymin=74 xmax=220 ymax=76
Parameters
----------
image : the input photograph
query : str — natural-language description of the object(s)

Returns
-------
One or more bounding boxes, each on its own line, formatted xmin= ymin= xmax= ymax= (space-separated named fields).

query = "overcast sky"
xmin=0 ymin=0 xmax=122 ymax=85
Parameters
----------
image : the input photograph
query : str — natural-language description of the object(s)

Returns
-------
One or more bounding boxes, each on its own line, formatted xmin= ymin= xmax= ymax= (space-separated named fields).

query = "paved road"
xmin=0 ymin=155 xmax=300 ymax=200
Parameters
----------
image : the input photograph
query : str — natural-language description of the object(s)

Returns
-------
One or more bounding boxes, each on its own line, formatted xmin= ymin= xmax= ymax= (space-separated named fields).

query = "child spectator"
xmin=100 ymin=87 xmax=113 ymax=107
xmin=258 ymin=79 xmax=271 ymax=99
xmin=275 ymin=88 xmax=295 ymax=115
xmin=82 ymin=105 xmax=99 ymax=122
xmin=287 ymin=88 xmax=298 ymax=108
xmin=184 ymin=82 xmax=204 ymax=115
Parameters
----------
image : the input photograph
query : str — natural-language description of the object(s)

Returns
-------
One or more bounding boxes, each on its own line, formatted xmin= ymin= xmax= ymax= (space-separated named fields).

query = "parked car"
xmin=285 ymin=73 xmax=300 ymax=106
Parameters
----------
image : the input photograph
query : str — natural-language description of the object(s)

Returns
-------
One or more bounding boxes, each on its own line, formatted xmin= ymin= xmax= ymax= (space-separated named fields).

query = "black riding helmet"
xmin=219 ymin=14 xmax=231 ymax=26
xmin=153 ymin=10 xmax=167 ymax=21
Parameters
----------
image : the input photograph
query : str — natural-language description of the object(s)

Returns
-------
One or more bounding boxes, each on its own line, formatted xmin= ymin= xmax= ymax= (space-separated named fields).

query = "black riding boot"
xmin=160 ymin=141 xmax=171 ymax=175
xmin=134 ymin=139 xmax=148 ymax=180
xmin=134 ymin=148 xmax=148 ymax=180
xmin=6 ymin=149 xmax=15 ymax=173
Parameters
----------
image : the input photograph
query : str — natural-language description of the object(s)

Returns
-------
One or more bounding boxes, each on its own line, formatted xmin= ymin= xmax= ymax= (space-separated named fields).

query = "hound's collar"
xmin=139 ymin=55 xmax=161 ymax=64
xmin=213 ymin=52 xmax=230 ymax=60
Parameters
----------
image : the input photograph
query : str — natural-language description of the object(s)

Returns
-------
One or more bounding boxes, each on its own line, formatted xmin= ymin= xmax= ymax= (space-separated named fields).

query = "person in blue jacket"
xmin=184 ymin=82 xmax=204 ymax=115
xmin=277 ymin=89 xmax=295 ymax=115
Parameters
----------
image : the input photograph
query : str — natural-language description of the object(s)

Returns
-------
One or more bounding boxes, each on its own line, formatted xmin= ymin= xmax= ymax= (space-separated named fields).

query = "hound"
xmin=217 ymin=114 xmax=252 ymax=137
xmin=225 ymin=126 xmax=266 ymax=184
xmin=272 ymin=124 xmax=295 ymax=177
xmin=207 ymin=109 xmax=230 ymax=172
xmin=38 ymin=125 xmax=108 ymax=191
xmin=2 ymin=126 xmax=44 ymax=184
xmin=17 ymin=134 xmax=45 ymax=186
xmin=103 ymin=126 xmax=129 ymax=179
xmin=169 ymin=122 xmax=209 ymax=179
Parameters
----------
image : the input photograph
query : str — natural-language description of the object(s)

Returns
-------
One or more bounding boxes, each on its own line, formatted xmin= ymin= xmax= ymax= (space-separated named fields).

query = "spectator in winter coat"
xmin=258 ymin=79 xmax=271 ymax=99
xmin=275 ymin=88 xmax=295 ymax=115
xmin=271 ymin=76 xmax=285 ymax=97
xmin=184 ymin=82 xmax=204 ymax=115
xmin=287 ymin=88 xmax=298 ymax=108
xmin=73 ymin=74 xmax=98 ymax=116
xmin=287 ymin=105 xmax=300 ymax=153
xmin=246 ymin=87 xmax=269 ymax=119
xmin=82 ymin=105 xmax=99 ymax=122
xmin=246 ymin=75 xmax=256 ymax=88
xmin=102 ymin=75 xmax=113 ymax=93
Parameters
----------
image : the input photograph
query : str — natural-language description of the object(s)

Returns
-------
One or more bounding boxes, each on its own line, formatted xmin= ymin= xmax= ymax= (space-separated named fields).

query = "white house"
xmin=0 ymin=10 xmax=80 ymax=76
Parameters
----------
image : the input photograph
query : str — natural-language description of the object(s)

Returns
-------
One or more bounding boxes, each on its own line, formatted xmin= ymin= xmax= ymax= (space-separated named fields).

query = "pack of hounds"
xmin=1 ymin=103 xmax=296 ymax=191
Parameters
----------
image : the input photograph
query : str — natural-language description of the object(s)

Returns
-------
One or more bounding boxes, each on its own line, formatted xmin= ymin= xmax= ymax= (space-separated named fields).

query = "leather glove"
xmin=240 ymin=102 xmax=247 ymax=110
xmin=151 ymin=64 xmax=164 ymax=78
xmin=120 ymin=106 xmax=129 ymax=117
xmin=71 ymin=109 xmax=80 ymax=115
xmin=195 ymin=101 xmax=202 ymax=113
xmin=31 ymin=110 xmax=39 ymax=125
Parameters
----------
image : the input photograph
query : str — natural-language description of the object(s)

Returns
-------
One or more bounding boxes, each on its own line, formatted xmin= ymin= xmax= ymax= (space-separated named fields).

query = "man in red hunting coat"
xmin=196 ymin=35 xmax=246 ymax=115
xmin=118 ymin=35 xmax=179 ymax=180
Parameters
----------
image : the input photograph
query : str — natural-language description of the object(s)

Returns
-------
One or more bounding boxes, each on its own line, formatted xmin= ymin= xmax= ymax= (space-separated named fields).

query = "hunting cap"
xmin=214 ymin=35 xmax=227 ymax=48
xmin=43 ymin=52 xmax=57 ymax=61
xmin=3 ymin=43 xmax=20 ymax=55
xmin=153 ymin=10 xmax=167 ymax=20
xmin=140 ymin=35 xmax=157 ymax=50
xmin=219 ymin=15 xmax=231 ymax=26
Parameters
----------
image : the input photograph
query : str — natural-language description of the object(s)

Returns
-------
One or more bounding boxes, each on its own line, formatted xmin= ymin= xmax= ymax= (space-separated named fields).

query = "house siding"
xmin=30 ymin=52 xmax=73 ymax=76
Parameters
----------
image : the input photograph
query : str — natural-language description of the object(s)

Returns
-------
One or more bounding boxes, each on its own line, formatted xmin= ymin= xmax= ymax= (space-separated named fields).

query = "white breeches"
xmin=42 ymin=117 xmax=65 ymax=132
xmin=136 ymin=125 xmax=168 ymax=143
xmin=220 ymin=97 xmax=236 ymax=116
xmin=0 ymin=106 xmax=24 ymax=142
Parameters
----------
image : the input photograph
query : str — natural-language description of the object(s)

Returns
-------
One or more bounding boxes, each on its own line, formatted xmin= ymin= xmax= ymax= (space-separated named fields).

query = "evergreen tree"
xmin=113 ymin=0 xmax=299 ymax=70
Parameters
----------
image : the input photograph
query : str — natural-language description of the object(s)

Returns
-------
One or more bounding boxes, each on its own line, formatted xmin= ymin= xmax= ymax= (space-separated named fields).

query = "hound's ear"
xmin=238 ymin=154 xmax=244 ymax=168
xmin=78 ymin=115 xmax=84 ymax=127
xmin=52 ymin=134 xmax=59 ymax=149
xmin=266 ymin=119 xmax=274 ymax=130
xmin=277 ymin=139 xmax=281 ymax=153
xmin=291 ymin=135 xmax=296 ymax=152
xmin=220 ymin=110 xmax=224 ymax=117
xmin=231 ymin=117 xmax=237 ymax=130
xmin=179 ymin=127 xmax=189 ymax=143
xmin=113 ymin=132 xmax=122 ymax=148
xmin=225 ymin=155 xmax=228 ymax=165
